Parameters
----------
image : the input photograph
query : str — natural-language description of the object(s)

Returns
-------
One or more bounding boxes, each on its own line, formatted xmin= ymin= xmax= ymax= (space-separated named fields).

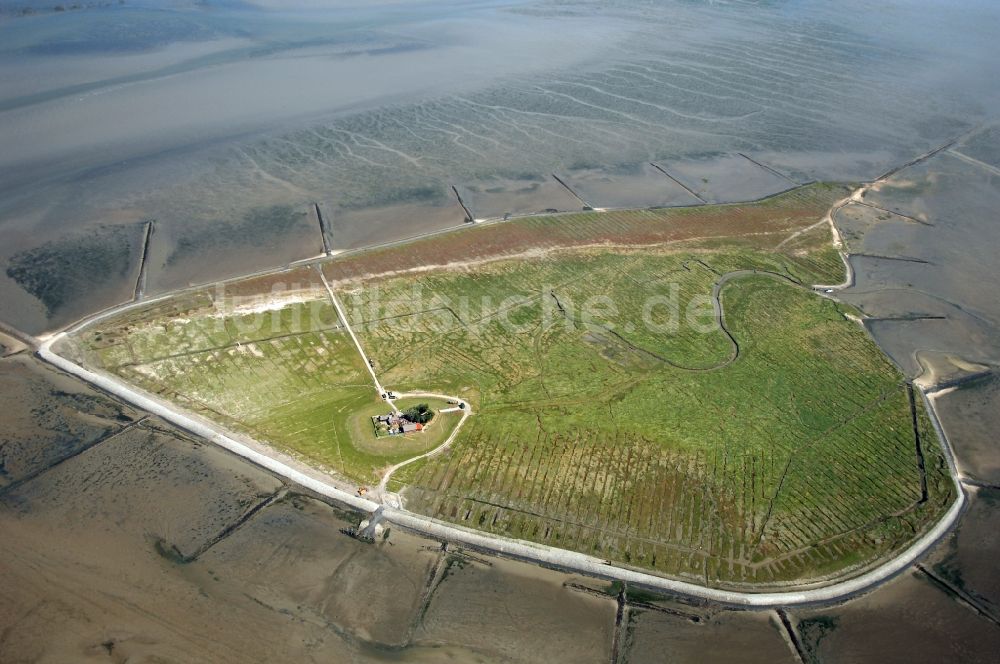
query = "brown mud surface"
xmin=921 ymin=486 xmax=1000 ymax=623
xmin=788 ymin=569 xmax=1000 ymax=664
xmin=1 ymin=416 xmax=283 ymax=559
xmin=626 ymin=606 xmax=796 ymax=664
xmin=195 ymin=493 xmax=439 ymax=648
xmin=0 ymin=354 xmax=139 ymax=491
xmin=932 ymin=374 xmax=1000 ymax=485
xmin=414 ymin=555 xmax=615 ymax=663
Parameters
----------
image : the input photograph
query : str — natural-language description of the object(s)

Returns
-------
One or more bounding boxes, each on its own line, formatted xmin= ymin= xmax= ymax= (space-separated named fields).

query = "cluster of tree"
xmin=403 ymin=403 xmax=433 ymax=424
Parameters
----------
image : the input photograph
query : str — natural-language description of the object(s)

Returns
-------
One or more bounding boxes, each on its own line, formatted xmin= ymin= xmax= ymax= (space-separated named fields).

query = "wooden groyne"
xmin=133 ymin=220 xmax=154 ymax=301
xmin=314 ymin=203 xmax=332 ymax=255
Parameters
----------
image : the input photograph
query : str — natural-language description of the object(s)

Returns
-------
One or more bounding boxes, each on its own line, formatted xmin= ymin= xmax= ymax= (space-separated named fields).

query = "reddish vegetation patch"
xmin=323 ymin=184 xmax=847 ymax=284
xmin=221 ymin=266 xmax=320 ymax=299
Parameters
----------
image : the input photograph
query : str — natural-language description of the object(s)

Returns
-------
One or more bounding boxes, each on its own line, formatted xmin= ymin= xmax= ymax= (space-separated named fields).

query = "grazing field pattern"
xmin=59 ymin=265 xmax=465 ymax=483
xmin=63 ymin=185 xmax=954 ymax=589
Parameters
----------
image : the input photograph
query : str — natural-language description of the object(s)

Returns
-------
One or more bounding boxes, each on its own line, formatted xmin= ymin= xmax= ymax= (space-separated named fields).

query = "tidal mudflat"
xmin=626 ymin=607 xmax=795 ymax=664
xmin=414 ymin=557 xmax=616 ymax=662
xmin=787 ymin=568 xmax=1000 ymax=664
xmin=0 ymin=355 xmax=618 ymax=663
xmin=832 ymin=157 xmax=1000 ymax=376
xmin=923 ymin=486 xmax=1000 ymax=624
xmin=3 ymin=1 xmax=1000 ymax=335
xmin=195 ymin=493 xmax=440 ymax=648
xmin=0 ymin=353 xmax=139 ymax=491
xmin=1 ymin=220 xmax=147 ymax=333
xmin=932 ymin=375 xmax=1000 ymax=485
xmin=652 ymin=154 xmax=795 ymax=205
xmin=454 ymin=175 xmax=583 ymax=220
xmin=1 ymin=414 xmax=284 ymax=561
xmin=555 ymin=162 xmax=701 ymax=210
xmin=323 ymin=198 xmax=469 ymax=252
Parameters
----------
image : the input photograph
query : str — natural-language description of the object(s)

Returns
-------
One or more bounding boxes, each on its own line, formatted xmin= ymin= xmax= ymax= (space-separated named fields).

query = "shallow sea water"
xmin=2 ymin=0 xmax=999 ymax=332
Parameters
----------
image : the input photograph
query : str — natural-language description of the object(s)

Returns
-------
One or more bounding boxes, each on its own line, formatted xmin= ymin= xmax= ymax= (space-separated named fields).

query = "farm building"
xmin=373 ymin=411 xmax=425 ymax=436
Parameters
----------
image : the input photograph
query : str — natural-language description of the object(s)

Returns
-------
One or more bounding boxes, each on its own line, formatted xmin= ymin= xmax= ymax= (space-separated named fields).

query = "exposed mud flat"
xmin=555 ymin=162 xmax=701 ymax=210
xmin=0 ymin=374 xmax=354 ymax=662
xmin=1 ymin=416 xmax=283 ymax=559
xmin=0 ymin=330 xmax=27 ymax=357
xmin=789 ymin=569 xmax=1000 ymax=663
xmin=862 ymin=316 xmax=996 ymax=380
xmin=953 ymin=125 xmax=1000 ymax=170
xmin=454 ymin=175 xmax=583 ymax=220
xmin=3 ymin=0 xmax=998 ymax=335
xmin=2 ymin=490 xmax=558 ymax=662
xmin=414 ymin=555 xmax=615 ymax=663
xmin=323 ymin=198 xmax=468 ymax=252
xmin=653 ymin=154 xmax=794 ymax=204
xmin=0 ymin=354 xmax=621 ymax=662
xmin=145 ymin=203 xmax=325 ymax=295
xmin=626 ymin=606 xmax=795 ymax=664
xmin=750 ymin=149 xmax=901 ymax=185
xmin=0 ymin=490 xmax=365 ymax=663
xmin=932 ymin=374 xmax=1000 ymax=484
xmin=196 ymin=493 xmax=439 ymax=648
xmin=922 ymin=486 xmax=1000 ymax=623
xmin=832 ymin=203 xmax=926 ymax=255
xmin=0 ymin=219 xmax=147 ymax=333
xmin=836 ymin=141 xmax=1000 ymax=376
xmin=0 ymin=354 xmax=138 ymax=491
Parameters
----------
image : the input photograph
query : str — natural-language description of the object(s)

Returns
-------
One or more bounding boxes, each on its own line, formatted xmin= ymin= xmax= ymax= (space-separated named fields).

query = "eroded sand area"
xmin=0 ymin=355 xmax=616 ymax=662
